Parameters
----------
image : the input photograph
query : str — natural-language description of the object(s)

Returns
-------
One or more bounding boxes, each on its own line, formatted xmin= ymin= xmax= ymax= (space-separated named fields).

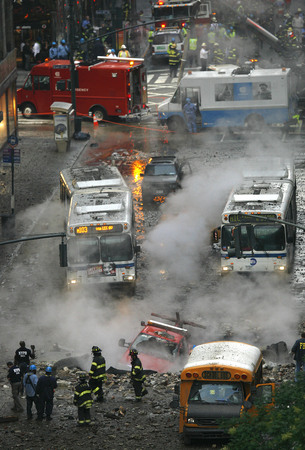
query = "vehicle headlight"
xmin=123 ymin=275 xmax=135 ymax=281
xmin=68 ymin=279 xmax=79 ymax=285
xmin=274 ymin=265 xmax=286 ymax=272
xmin=187 ymin=418 xmax=195 ymax=423
xmin=222 ymin=266 xmax=233 ymax=272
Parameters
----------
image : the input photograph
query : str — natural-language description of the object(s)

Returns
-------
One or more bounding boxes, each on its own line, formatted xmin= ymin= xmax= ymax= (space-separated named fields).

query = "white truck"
xmin=158 ymin=65 xmax=298 ymax=131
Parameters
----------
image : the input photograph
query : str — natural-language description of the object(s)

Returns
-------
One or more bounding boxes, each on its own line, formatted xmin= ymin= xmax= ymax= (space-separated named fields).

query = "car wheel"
xmin=22 ymin=103 xmax=37 ymax=119
xmin=92 ymin=107 xmax=107 ymax=121
xmin=167 ymin=116 xmax=185 ymax=132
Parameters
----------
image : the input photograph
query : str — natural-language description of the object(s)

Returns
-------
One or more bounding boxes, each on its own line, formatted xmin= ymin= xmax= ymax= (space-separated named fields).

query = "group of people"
xmin=7 ymin=342 xmax=148 ymax=427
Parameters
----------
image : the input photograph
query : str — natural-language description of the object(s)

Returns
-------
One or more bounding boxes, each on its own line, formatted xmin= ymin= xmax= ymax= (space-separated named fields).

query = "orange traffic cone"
xmin=93 ymin=114 xmax=98 ymax=128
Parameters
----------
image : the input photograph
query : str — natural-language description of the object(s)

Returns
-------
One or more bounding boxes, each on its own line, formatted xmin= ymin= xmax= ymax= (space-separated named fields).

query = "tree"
xmin=223 ymin=377 xmax=305 ymax=450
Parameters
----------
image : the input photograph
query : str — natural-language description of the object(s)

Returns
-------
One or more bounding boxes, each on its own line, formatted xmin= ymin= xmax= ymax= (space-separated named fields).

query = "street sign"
xmin=7 ymin=135 xmax=18 ymax=146
xmin=3 ymin=148 xmax=21 ymax=164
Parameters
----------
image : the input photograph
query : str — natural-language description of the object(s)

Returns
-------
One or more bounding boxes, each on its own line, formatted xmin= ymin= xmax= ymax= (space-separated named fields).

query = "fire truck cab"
xmin=17 ymin=58 xmax=148 ymax=121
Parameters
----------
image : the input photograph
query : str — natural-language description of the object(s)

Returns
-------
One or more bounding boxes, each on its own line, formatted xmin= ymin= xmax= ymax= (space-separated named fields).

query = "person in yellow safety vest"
xmin=148 ymin=26 xmax=154 ymax=48
xmin=118 ymin=44 xmax=131 ymax=58
xmin=168 ymin=43 xmax=181 ymax=78
xmin=188 ymin=36 xmax=198 ymax=67
xmin=213 ymin=42 xmax=225 ymax=64
xmin=181 ymin=23 xmax=188 ymax=38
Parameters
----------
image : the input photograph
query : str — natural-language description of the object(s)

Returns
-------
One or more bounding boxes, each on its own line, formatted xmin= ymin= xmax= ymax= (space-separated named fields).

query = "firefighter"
xmin=213 ymin=42 xmax=225 ymax=65
xmin=14 ymin=340 xmax=35 ymax=395
xmin=183 ymin=97 xmax=197 ymax=133
xmin=36 ymin=366 xmax=57 ymax=421
xmin=89 ymin=346 xmax=106 ymax=402
xmin=74 ymin=373 xmax=93 ymax=426
xmin=168 ymin=43 xmax=181 ymax=78
xmin=123 ymin=0 xmax=131 ymax=21
xmin=167 ymin=38 xmax=176 ymax=54
xmin=227 ymin=46 xmax=238 ymax=65
xmin=118 ymin=44 xmax=131 ymax=58
xmin=129 ymin=349 xmax=148 ymax=401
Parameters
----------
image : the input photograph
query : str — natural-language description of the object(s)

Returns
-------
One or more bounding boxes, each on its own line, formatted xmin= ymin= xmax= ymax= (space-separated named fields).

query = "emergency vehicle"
xmin=151 ymin=27 xmax=184 ymax=60
xmin=118 ymin=312 xmax=206 ymax=373
xmin=215 ymin=159 xmax=296 ymax=275
xmin=158 ymin=65 xmax=297 ymax=131
xmin=175 ymin=341 xmax=275 ymax=444
xmin=152 ymin=0 xmax=211 ymax=29
xmin=59 ymin=164 xmax=140 ymax=291
xmin=17 ymin=58 xmax=148 ymax=120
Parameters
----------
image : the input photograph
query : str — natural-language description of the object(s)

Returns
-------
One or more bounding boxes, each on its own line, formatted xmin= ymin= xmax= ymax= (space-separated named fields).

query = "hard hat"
xmin=129 ymin=348 xmax=138 ymax=356
xmin=45 ymin=366 xmax=52 ymax=373
xmin=79 ymin=372 xmax=87 ymax=381
xmin=287 ymin=27 xmax=293 ymax=31
xmin=214 ymin=42 xmax=219 ymax=46
xmin=29 ymin=365 xmax=36 ymax=371
xmin=186 ymin=97 xmax=191 ymax=103
xmin=121 ymin=44 xmax=126 ymax=49
xmin=61 ymin=39 xmax=66 ymax=44
xmin=111 ymin=49 xmax=115 ymax=53
xmin=52 ymin=42 xmax=56 ymax=46
xmin=171 ymin=38 xmax=175 ymax=42
xmin=212 ymin=17 xmax=217 ymax=22
xmin=201 ymin=42 xmax=206 ymax=46
xmin=92 ymin=345 xmax=101 ymax=353
xmin=107 ymin=49 xmax=112 ymax=54
xmin=80 ymin=38 xmax=85 ymax=44
xmin=150 ymin=26 xmax=154 ymax=30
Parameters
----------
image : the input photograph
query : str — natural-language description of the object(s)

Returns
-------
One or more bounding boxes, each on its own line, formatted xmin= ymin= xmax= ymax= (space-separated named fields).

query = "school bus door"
xmin=247 ymin=383 xmax=275 ymax=414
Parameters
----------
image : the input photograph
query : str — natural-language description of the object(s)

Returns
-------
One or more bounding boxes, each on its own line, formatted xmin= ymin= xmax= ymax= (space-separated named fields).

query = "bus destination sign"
xmin=75 ymin=224 xmax=123 ymax=234
xmin=229 ymin=213 xmax=277 ymax=224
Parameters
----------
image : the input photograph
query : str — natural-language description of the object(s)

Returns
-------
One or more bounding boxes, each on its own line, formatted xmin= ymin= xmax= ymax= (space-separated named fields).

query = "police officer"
xmin=23 ymin=364 xmax=38 ymax=419
xmin=14 ymin=340 xmax=35 ymax=395
xmin=57 ymin=39 xmax=69 ymax=59
xmin=168 ymin=43 xmax=181 ymax=78
xmin=36 ymin=366 xmax=57 ymax=421
xmin=49 ymin=42 xmax=58 ymax=60
xmin=7 ymin=362 xmax=23 ymax=412
xmin=89 ymin=346 xmax=106 ymax=402
xmin=291 ymin=332 xmax=305 ymax=381
xmin=129 ymin=348 xmax=148 ymax=401
xmin=74 ymin=373 xmax=93 ymax=426
xmin=183 ymin=97 xmax=197 ymax=133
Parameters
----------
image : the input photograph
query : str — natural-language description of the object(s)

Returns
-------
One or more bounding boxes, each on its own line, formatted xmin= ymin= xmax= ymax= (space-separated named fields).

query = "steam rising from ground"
xmin=0 ymin=148 xmax=301 ymax=370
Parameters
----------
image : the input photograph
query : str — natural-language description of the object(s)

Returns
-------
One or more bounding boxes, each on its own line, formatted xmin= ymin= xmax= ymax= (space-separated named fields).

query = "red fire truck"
xmin=17 ymin=58 xmax=148 ymax=120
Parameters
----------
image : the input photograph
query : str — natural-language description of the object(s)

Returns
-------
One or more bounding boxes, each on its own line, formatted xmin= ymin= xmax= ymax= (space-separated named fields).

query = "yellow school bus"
xmin=178 ymin=341 xmax=275 ymax=444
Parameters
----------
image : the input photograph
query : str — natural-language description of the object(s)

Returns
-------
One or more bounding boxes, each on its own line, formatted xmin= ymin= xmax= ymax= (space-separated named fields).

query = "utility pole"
xmin=68 ymin=0 xmax=81 ymax=134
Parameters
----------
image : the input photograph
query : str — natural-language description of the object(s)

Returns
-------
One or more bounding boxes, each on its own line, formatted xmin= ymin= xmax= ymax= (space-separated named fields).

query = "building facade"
xmin=0 ymin=0 xmax=17 ymax=153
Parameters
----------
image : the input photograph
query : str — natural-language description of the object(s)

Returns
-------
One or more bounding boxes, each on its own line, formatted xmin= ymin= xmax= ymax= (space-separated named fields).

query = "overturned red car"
xmin=118 ymin=313 xmax=205 ymax=373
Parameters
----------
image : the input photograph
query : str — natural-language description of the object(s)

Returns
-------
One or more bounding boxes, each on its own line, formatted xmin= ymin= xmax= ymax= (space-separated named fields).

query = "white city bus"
xmin=217 ymin=160 xmax=296 ymax=274
xmin=59 ymin=164 xmax=139 ymax=291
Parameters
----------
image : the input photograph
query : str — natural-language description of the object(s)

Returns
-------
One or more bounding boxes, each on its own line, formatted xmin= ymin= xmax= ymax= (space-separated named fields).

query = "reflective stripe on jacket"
xmin=74 ymin=382 xmax=93 ymax=408
xmin=89 ymin=355 xmax=106 ymax=380
xmin=131 ymin=357 xmax=146 ymax=382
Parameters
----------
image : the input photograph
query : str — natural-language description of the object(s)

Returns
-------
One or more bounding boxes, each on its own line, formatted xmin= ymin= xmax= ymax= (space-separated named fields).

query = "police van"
xmin=152 ymin=27 xmax=184 ymax=60
xmin=157 ymin=65 xmax=297 ymax=131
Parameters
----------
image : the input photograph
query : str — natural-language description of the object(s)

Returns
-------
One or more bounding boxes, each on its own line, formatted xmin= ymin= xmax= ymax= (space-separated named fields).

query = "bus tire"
xmin=245 ymin=114 xmax=265 ymax=131
xmin=167 ymin=116 xmax=185 ymax=132
xmin=91 ymin=106 xmax=107 ymax=122
xmin=22 ymin=103 xmax=37 ymax=119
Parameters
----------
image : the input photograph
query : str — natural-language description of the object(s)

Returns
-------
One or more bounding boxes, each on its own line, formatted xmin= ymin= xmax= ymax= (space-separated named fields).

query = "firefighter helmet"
xmin=92 ymin=346 xmax=101 ymax=354
xmin=129 ymin=348 xmax=138 ymax=357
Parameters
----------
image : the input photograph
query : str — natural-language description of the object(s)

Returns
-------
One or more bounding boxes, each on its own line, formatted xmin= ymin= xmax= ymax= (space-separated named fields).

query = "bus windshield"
xmin=188 ymin=381 xmax=243 ymax=405
xmin=68 ymin=234 xmax=133 ymax=264
xmin=222 ymin=224 xmax=285 ymax=251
